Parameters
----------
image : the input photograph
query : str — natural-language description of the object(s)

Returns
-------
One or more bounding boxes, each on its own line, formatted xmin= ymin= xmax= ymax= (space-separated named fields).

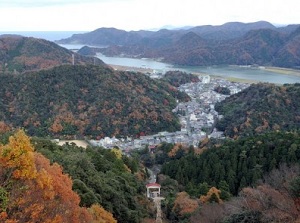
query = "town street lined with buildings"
xmin=89 ymin=74 xmax=249 ymax=150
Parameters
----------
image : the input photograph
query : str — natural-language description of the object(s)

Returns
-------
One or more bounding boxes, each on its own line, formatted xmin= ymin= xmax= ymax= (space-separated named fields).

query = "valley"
xmin=1 ymin=20 xmax=300 ymax=223
xmin=89 ymin=74 xmax=249 ymax=150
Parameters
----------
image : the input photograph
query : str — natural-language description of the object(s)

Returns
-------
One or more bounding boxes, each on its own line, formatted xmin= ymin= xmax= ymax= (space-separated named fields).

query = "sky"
xmin=0 ymin=0 xmax=299 ymax=32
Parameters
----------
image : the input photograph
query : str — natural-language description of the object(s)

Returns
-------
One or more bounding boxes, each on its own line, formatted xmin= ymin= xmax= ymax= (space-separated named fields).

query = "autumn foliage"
xmin=172 ymin=192 xmax=199 ymax=217
xmin=88 ymin=204 xmax=117 ymax=223
xmin=0 ymin=64 xmax=189 ymax=139
xmin=0 ymin=130 xmax=116 ymax=223
xmin=199 ymin=187 xmax=222 ymax=204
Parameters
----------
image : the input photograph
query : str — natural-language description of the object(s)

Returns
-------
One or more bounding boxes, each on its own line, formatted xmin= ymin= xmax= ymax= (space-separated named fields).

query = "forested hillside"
xmin=161 ymin=131 xmax=300 ymax=195
xmin=144 ymin=131 xmax=300 ymax=222
xmin=0 ymin=130 xmax=117 ymax=223
xmin=215 ymin=83 xmax=300 ymax=138
xmin=33 ymin=136 xmax=148 ymax=223
xmin=138 ymin=27 xmax=300 ymax=68
xmin=0 ymin=35 xmax=104 ymax=73
xmin=0 ymin=64 xmax=189 ymax=138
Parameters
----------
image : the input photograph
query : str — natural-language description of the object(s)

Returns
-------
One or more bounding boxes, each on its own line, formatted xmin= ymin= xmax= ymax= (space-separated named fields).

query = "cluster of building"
xmin=89 ymin=74 xmax=250 ymax=150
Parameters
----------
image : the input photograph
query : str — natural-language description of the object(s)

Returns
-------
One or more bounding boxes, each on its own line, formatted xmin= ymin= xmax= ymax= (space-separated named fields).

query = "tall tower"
xmin=72 ymin=54 xmax=75 ymax=65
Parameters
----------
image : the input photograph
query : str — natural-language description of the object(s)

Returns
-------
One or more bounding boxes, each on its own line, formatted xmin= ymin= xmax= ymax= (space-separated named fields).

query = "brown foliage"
xmin=0 ymin=122 xmax=11 ymax=134
xmin=200 ymin=187 xmax=222 ymax=204
xmin=239 ymin=185 xmax=299 ymax=222
xmin=173 ymin=192 xmax=199 ymax=217
xmin=168 ymin=143 xmax=182 ymax=157
xmin=88 ymin=204 xmax=117 ymax=223
xmin=188 ymin=164 xmax=300 ymax=223
xmin=0 ymin=130 xmax=115 ymax=223
xmin=190 ymin=203 xmax=226 ymax=223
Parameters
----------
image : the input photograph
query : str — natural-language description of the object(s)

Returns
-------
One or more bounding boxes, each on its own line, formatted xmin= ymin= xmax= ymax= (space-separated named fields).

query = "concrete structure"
xmin=146 ymin=183 xmax=161 ymax=198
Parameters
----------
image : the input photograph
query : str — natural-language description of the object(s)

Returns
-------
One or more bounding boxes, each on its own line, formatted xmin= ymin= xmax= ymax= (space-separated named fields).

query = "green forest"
xmin=160 ymin=131 xmax=300 ymax=195
xmin=137 ymin=130 xmax=300 ymax=222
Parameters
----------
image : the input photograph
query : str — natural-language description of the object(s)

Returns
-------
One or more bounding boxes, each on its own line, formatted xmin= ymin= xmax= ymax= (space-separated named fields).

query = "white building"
xmin=202 ymin=75 xmax=211 ymax=84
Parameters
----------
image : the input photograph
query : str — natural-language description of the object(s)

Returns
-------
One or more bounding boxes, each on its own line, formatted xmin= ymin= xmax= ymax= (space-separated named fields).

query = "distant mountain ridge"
xmin=57 ymin=21 xmax=280 ymax=45
xmin=57 ymin=21 xmax=300 ymax=68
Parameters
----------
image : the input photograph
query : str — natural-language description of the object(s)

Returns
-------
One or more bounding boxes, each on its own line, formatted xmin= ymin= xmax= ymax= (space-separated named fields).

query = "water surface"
xmin=60 ymin=44 xmax=300 ymax=84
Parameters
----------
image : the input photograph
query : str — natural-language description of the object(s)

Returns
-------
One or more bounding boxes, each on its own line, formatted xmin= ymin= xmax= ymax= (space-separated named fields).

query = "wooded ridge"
xmin=58 ymin=21 xmax=300 ymax=68
xmin=0 ymin=64 xmax=190 ymax=138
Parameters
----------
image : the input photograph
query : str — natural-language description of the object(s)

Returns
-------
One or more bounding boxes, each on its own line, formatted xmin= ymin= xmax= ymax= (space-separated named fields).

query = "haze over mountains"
xmin=57 ymin=21 xmax=300 ymax=68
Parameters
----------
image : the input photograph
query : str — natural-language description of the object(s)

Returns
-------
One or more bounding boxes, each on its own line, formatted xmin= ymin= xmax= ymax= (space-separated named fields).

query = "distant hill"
xmin=215 ymin=83 xmax=300 ymax=138
xmin=189 ymin=21 xmax=276 ymax=40
xmin=57 ymin=21 xmax=300 ymax=68
xmin=0 ymin=64 xmax=189 ymax=138
xmin=0 ymin=35 xmax=105 ymax=73
xmin=273 ymin=27 xmax=300 ymax=67
xmin=57 ymin=21 xmax=279 ymax=45
xmin=57 ymin=27 xmax=143 ymax=46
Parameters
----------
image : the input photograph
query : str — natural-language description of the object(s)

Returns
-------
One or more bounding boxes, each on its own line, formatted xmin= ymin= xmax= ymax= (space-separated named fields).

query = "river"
xmin=60 ymin=44 xmax=300 ymax=84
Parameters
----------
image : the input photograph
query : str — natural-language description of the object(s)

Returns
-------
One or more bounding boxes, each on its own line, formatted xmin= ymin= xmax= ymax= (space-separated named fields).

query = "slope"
xmin=0 ymin=64 xmax=189 ymax=138
xmin=0 ymin=35 xmax=104 ymax=73
xmin=215 ymin=83 xmax=300 ymax=138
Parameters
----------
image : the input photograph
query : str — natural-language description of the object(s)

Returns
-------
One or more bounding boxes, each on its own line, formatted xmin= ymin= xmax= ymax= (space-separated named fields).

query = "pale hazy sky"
xmin=0 ymin=0 xmax=299 ymax=31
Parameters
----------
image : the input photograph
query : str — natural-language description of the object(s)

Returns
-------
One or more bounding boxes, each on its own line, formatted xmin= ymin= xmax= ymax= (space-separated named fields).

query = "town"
xmin=89 ymin=73 xmax=250 ymax=151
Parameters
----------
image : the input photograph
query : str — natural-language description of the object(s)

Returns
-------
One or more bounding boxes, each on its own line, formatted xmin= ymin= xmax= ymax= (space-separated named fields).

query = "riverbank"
xmin=264 ymin=66 xmax=300 ymax=77
xmin=108 ymin=64 xmax=154 ymax=73
xmin=106 ymin=60 xmax=300 ymax=84
xmin=216 ymin=75 xmax=259 ymax=84
xmin=109 ymin=64 xmax=260 ymax=84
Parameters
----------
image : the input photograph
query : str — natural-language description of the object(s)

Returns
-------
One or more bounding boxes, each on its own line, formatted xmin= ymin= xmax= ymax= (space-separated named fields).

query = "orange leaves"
xmin=34 ymin=153 xmax=80 ymax=204
xmin=49 ymin=118 xmax=63 ymax=133
xmin=168 ymin=143 xmax=186 ymax=158
xmin=0 ymin=129 xmax=37 ymax=180
xmin=36 ymin=168 xmax=55 ymax=200
xmin=173 ymin=192 xmax=199 ymax=217
xmin=0 ymin=130 xmax=113 ymax=223
xmin=200 ymin=187 xmax=222 ymax=204
xmin=88 ymin=204 xmax=117 ymax=223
